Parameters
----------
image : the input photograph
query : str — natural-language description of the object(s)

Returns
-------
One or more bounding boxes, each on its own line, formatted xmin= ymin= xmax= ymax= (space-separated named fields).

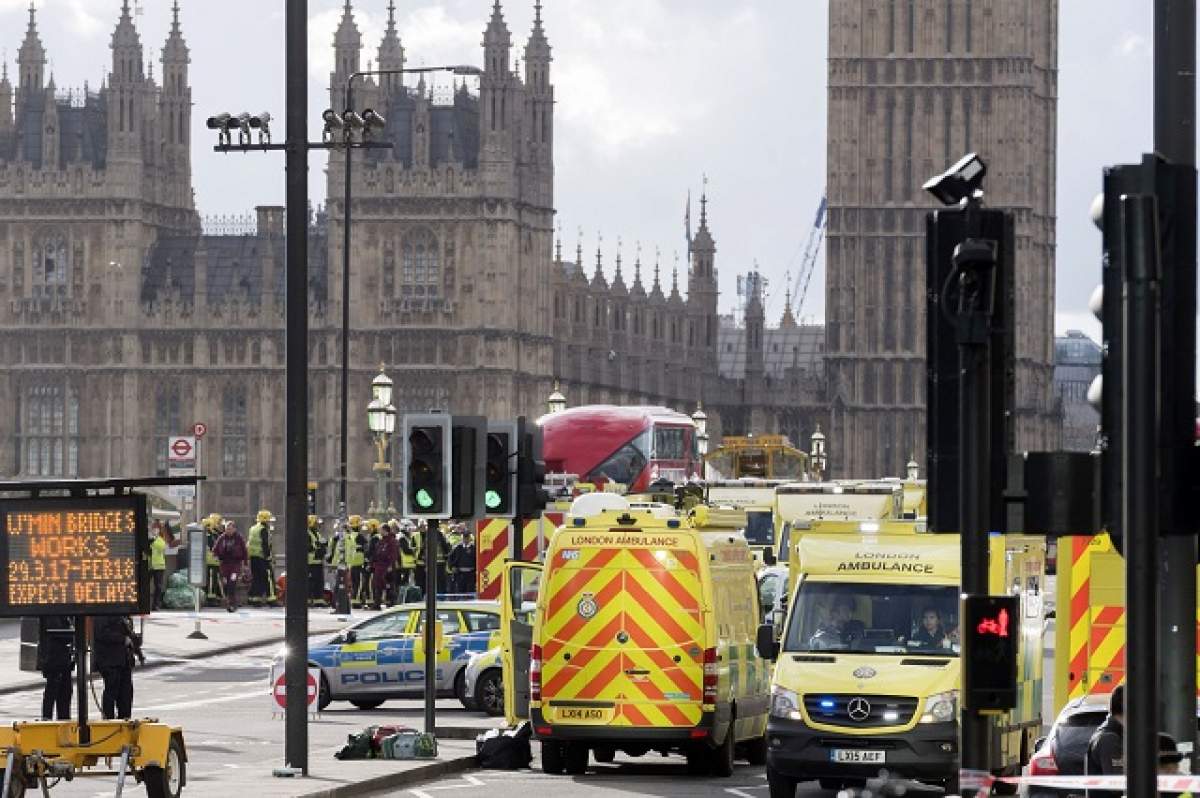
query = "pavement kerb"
xmin=0 ymin=631 xmax=293 ymax=697
xmin=293 ymin=754 xmax=478 ymax=798
xmin=436 ymin=725 xmax=499 ymax=740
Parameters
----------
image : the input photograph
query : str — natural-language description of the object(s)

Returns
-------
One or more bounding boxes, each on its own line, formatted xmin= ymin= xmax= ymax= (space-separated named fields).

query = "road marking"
xmin=138 ymin=688 xmax=262 ymax=712
xmin=408 ymin=773 xmax=486 ymax=797
xmin=725 ymin=787 xmax=768 ymax=797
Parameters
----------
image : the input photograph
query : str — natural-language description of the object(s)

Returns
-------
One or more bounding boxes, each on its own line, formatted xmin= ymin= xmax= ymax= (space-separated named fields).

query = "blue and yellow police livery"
xmin=297 ymin=600 xmax=502 ymax=710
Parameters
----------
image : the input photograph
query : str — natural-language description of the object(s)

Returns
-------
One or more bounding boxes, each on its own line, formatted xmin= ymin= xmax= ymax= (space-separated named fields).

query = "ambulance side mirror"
xmin=756 ymin=624 xmax=779 ymax=660
xmin=763 ymin=548 xmax=777 ymax=566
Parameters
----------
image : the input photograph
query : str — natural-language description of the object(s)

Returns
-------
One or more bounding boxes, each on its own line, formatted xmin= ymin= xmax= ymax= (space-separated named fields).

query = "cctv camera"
xmin=206 ymin=112 xmax=232 ymax=130
xmin=923 ymin=152 xmax=987 ymax=207
xmin=362 ymin=109 xmax=386 ymax=130
xmin=322 ymin=109 xmax=344 ymax=130
xmin=342 ymin=110 xmax=365 ymax=130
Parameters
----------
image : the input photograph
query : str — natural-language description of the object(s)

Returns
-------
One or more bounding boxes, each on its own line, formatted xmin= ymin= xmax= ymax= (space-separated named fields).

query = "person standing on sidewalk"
xmin=371 ymin=523 xmax=399 ymax=609
xmin=345 ymin=515 xmax=368 ymax=607
xmin=308 ymin=515 xmax=328 ymax=607
xmin=203 ymin=514 xmax=224 ymax=605
xmin=37 ymin=616 xmax=74 ymax=720
xmin=449 ymin=530 xmax=476 ymax=595
xmin=214 ymin=521 xmax=248 ymax=612
xmin=247 ymin=510 xmax=274 ymax=607
xmin=149 ymin=526 xmax=167 ymax=611
xmin=94 ymin=615 xmax=142 ymax=719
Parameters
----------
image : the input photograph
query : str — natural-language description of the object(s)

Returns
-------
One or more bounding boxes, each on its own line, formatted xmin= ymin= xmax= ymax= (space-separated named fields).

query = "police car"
xmin=284 ymin=600 xmax=502 ymax=710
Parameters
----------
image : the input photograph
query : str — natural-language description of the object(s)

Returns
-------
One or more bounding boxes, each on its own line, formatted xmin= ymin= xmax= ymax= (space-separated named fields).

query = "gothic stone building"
xmin=824 ymin=0 xmax=1061 ymax=478
xmin=0 ymin=1 xmax=792 ymax=523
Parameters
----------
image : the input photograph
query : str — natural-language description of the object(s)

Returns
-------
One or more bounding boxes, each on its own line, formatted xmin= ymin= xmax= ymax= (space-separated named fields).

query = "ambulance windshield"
xmin=783 ymin=581 xmax=960 ymax=655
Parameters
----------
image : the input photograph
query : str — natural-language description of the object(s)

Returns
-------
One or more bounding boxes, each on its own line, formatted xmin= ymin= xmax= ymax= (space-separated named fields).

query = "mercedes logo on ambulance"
xmin=847 ymin=697 xmax=872 ymax=722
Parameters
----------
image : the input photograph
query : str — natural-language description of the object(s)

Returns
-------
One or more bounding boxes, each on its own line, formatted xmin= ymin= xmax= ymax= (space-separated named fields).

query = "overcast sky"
xmin=0 ymin=0 xmax=1180 ymax=342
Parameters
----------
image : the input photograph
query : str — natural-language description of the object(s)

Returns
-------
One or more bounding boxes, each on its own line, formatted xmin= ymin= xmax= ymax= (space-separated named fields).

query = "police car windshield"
xmin=783 ymin=581 xmax=959 ymax=656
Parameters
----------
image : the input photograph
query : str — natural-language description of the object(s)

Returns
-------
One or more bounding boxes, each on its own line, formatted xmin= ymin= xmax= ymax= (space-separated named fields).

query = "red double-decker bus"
xmin=537 ymin=405 xmax=700 ymax=494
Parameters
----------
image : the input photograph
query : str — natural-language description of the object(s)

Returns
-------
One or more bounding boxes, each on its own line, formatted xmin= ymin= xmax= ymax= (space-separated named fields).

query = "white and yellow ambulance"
xmin=759 ymin=532 xmax=1044 ymax=797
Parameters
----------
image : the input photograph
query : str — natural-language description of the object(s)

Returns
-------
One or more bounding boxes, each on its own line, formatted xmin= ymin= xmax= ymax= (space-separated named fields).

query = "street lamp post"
xmin=691 ymin=403 xmax=709 ymax=479
xmin=366 ymin=367 xmax=397 ymax=518
xmin=547 ymin=380 xmax=567 ymax=414
xmin=810 ymin=425 xmax=827 ymax=481
xmin=333 ymin=64 xmax=482 ymax=524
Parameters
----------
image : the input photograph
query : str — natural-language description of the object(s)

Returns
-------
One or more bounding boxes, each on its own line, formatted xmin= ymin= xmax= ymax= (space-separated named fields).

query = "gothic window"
xmin=888 ymin=0 xmax=897 ymax=53
xmin=946 ymin=0 xmax=953 ymax=51
xmin=222 ymin=386 xmax=248 ymax=477
xmin=153 ymin=385 xmax=181 ymax=477
xmin=17 ymin=382 xmax=79 ymax=477
xmin=964 ymin=0 xmax=972 ymax=52
xmin=400 ymin=229 xmax=440 ymax=299
xmin=907 ymin=0 xmax=916 ymax=53
xmin=883 ymin=96 xmax=895 ymax=200
xmin=38 ymin=236 xmax=68 ymax=288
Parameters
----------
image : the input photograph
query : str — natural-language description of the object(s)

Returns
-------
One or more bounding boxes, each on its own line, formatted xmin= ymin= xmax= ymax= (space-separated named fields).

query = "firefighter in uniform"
xmin=247 ymin=509 xmax=276 ymax=606
xmin=393 ymin=521 xmax=415 ymax=600
xmin=306 ymin=515 xmax=326 ymax=606
xmin=345 ymin=515 xmax=368 ymax=607
xmin=204 ymin=514 xmax=224 ymax=605
xmin=325 ymin=516 xmax=350 ymax=613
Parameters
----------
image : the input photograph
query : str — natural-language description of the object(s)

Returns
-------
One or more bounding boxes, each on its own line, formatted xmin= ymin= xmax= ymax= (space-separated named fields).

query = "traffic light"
xmin=451 ymin=416 xmax=487 ymax=520
xmin=925 ymin=205 xmax=1015 ymax=533
xmin=485 ymin=421 xmax=518 ymax=518
xmin=402 ymin=414 xmax=452 ymax=519
xmin=961 ymin=594 xmax=1020 ymax=711
xmin=516 ymin=417 xmax=550 ymax=519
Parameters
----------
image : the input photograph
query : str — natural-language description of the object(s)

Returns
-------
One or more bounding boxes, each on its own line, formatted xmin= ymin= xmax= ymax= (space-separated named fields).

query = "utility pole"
xmin=1153 ymin=0 xmax=1198 ymax=767
xmin=283 ymin=0 xmax=309 ymax=775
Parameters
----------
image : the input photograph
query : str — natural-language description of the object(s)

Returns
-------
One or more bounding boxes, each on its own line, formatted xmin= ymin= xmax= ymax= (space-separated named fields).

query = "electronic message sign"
xmin=0 ymin=494 xmax=148 ymax=616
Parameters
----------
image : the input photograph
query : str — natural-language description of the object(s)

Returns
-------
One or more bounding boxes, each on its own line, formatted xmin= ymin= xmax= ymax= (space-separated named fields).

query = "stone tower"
xmin=824 ymin=0 xmax=1060 ymax=478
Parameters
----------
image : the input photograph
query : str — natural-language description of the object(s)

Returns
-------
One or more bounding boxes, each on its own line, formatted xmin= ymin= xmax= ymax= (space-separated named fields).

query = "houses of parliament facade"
xmin=0 ymin=1 xmax=827 ymax=520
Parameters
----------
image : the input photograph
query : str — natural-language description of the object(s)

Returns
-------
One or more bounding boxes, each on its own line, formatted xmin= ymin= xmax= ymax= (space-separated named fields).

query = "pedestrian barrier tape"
xmin=960 ymin=768 xmax=1200 ymax=793
xmin=475 ymin=513 xmax=563 ymax=600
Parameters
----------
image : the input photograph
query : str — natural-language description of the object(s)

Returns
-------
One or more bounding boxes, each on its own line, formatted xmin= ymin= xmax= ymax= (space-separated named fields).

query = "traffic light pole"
xmin=283 ymin=0 xmax=310 ymax=775
xmin=423 ymin=517 xmax=438 ymax=736
xmin=952 ymin=202 xmax=996 ymax=793
xmin=1121 ymin=194 xmax=1162 ymax=798
xmin=1153 ymin=0 xmax=1198 ymax=766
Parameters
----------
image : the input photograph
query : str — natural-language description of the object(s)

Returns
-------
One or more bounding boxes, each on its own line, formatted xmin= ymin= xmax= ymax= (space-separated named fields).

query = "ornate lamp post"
xmin=366 ymin=367 xmax=397 ymax=517
xmin=547 ymin=380 xmax=567 ymax=414
xmin=691 ymin=403 xmax=709 ymax=480
xmin=906 ymin=458 xmax=920 ymax=481
xmin=810 ymin=424 xmax=827 ymax=481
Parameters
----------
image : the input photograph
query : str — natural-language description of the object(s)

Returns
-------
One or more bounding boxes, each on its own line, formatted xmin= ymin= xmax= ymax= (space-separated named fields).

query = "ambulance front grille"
xmin=803 ymin=694 xmax=919 ymax=728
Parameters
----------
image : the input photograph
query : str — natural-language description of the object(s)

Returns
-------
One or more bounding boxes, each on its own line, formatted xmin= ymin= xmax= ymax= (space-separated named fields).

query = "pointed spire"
xmin=612 ymin=237 xmax=627 ymax=293
xmin=171 ymin=0 xmax=181 ymax=32
xmin=670 ymin=252 xmax=681 ymax=300
xmin=18 ymin=0 xmax=46 ymax=93
xmin=780 ymin=275 xmax=798 ymax=328
xmin=554 ymin=231 xmax=562 ymax=264
xmin=651 ymin=247 xmax=663 ymax=298
xmin=591 ymin=234 xmax=607 ymax=286
xmin=692 ymin=173 xmax=715 ymax=253
xmin=631 ymin=242 xmax=645 ymax=295
xmin=483 ymin=0 xmax=512 ymax=74
xmin=163 ymin=0 xmax=189 ymax=66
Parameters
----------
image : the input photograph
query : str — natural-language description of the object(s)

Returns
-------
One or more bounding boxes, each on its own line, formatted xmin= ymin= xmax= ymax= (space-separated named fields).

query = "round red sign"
xmin=273 ymin=672 xmax=319 ymax=709
xmin=193 ymin=422 xmax=208 ymax=439
xmin=171 ymin=438 xmax=193 ymax=458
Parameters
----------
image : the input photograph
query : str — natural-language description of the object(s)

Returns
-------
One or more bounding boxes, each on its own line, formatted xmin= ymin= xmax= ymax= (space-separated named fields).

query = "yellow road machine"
xmin=0 ymin=479 xmax=188 ymax=798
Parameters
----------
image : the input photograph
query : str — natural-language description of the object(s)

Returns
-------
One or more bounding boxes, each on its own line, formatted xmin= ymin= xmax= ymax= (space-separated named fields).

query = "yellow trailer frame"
xmin=0 ymin=719 xmax=186 ymax=797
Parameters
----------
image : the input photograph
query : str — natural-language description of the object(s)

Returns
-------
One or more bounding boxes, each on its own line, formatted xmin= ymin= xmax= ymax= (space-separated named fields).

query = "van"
xmin=507 ymin=494 xmax=770 ymax=777
xmin=759 ymin=532 xmax=1044 ymax=797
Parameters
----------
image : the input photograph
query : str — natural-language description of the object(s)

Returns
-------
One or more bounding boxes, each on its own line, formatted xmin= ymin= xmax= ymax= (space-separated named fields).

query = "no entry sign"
xmin=272 ymin=668 xmax=320 ymax=711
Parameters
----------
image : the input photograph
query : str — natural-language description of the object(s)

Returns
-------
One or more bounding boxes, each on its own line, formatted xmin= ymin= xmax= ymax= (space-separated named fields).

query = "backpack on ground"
xmin=475 ymin=722 xmax=533 ymax=770
xmin=382 ymin=729 xmax=438 ymax=760
xmin=334 ymin=729 xmax=375 ymax=760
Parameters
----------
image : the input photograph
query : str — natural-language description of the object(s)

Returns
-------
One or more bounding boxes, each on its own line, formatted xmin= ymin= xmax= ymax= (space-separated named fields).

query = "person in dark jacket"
xmin=1086 ymin=683 xmax=1125 ymax=782
xmin=370 ymin=525 xmax=399 ymax=610
xmin=448 ymin=531 xmax=476 ymax=595
xmin=93 ymin=615 xmax=142 ymax=720
xmin=213 ymin=521 xmax=248 ymax=612
xmin=37 ymin=616 xmax=74 ymax=720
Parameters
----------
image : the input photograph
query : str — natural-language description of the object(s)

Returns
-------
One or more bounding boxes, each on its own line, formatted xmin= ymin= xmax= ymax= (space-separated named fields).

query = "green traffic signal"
xmin=416 ymin=488 xmax=435 ymax=509
xmin=485 ymin=489 xmax=501 ymax=510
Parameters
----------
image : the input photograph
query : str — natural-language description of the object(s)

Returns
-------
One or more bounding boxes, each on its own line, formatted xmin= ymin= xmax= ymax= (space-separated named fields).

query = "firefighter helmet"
xmin=367 ymin=518 xmax=381 ymax=531
xmin=348 ymin=514 xmax=362 ymax=527
xmin=256 ymin=509 xmax=272 ymax=523
xmin=307 ymin=514 xmax=320 ymax=527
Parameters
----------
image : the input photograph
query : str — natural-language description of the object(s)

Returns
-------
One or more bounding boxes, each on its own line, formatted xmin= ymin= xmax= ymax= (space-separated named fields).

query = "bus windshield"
xmin=783 ymin=581 xmax=960 ymax=656
xmin=743 ymin=511 xmax=774 ymax=545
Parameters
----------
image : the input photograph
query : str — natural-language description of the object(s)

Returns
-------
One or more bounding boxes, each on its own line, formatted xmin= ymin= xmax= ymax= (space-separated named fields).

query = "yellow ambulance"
xmin=758 ymin=532 xmax=1045 ymax=797
xmin=509 ymin=494 xmax=770 ymax=777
